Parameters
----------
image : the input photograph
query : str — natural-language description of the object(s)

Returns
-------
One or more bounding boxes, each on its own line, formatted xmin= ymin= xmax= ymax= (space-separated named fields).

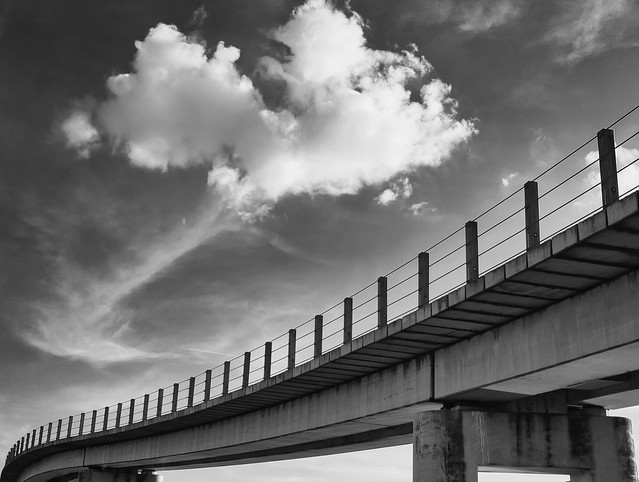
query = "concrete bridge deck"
xmin=3 ymin=186 xmax=639 ymax=482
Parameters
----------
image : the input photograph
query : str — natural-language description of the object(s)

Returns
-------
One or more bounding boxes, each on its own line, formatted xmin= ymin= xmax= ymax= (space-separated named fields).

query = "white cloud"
xmin=376 ymin=177 xmax=412 ymax=205
xmin=545 ymin=0 xmax=639 ymax=64
xmin=60 ymin=110 xmax=99 ymax=158
xmin=457 ymin=0 xmax=524 ymax=33
xmin=501 ymin=172 xmax=518 ymax=187
xmin=62 ymin=0 xmax=475 ymax=218
xmin=575 ymin=146 xmax=639 ymax=211
xmin=409 ymin=201 xmax=437 ymax=216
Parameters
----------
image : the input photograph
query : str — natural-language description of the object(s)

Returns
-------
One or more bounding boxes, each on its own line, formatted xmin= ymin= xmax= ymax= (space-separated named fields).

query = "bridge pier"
xmin=413 ymin=410 xmax=637 ymax=481
xmin=75 ymin=469 xmax=162 ymax=482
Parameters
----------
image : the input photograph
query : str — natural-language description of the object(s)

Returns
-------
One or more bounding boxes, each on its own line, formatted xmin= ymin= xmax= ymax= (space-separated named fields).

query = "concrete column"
xmin=77 ymin=469 xmax=162 ymax=482
xmin=413 ymin=410 xmax=637 ymax=482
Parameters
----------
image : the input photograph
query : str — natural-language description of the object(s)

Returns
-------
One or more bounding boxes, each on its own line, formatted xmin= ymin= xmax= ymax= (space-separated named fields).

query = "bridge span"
xmin=4 ymin=128 xmax=639 ymax=482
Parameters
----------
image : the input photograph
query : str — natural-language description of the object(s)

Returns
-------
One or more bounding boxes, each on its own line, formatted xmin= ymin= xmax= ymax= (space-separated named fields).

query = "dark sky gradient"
xmin=2 ymin=1 xmax=639 ymax=480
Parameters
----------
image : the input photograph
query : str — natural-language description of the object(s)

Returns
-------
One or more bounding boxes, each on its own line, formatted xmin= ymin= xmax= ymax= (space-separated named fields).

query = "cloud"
xmin=396 ymin=0 xmax=523 ymax=34
xmin=23 ymin=193 xmax=234 ymax=363
xmin=575 ymin=146 xmax=639 ymax=211
xmin=501 ymin=172 xmax=518 ymax=187
xmin=62 ymin=0 xmax=475 ymax=218
xmin=60 ymin=110 xmax=100 ymax=158
xmin=456 ymin=0 xmax=524 ymax=33
xmin=376 ymin=178 xmax=412 ymax=205
xmin=545 ymin=0 xmax=639 ymax=64
xmin=409 ymin=201 xmax=437 ymax=216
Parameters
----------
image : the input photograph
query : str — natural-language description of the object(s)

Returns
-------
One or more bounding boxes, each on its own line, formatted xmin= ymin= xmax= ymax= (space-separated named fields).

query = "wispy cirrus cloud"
xmin=545 ymin=0 xmax=639 ymax=65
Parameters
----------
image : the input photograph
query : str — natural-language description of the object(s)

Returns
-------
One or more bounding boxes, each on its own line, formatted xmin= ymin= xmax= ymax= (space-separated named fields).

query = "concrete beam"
xmin=434 ymin=270 xmax=639 ymax=403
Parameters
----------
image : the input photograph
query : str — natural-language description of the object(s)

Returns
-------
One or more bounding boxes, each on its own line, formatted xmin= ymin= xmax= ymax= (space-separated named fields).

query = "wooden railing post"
xmin=78 ymin=413 xmax=85 ymax=436
xmin=56 ymin=419 xmax=62 ymax=441
xmin=204 ymin=369 xmax=212 ymax=401
xmin=222 ymin=361 xmax=230 ymax=395
xmin=314 ymin=315 xmax=323 ymax=358
xmin=242 ymin=352 xmax=251 ymax=389
xmin=187 ymin=377 xmax=195 ymax=407
xmin=418 ymin=252 xmax=429 ymax=308
xmin=524 ymin=181 xmax=540 ymax=250
xmin=90 ymin=410 xmax=97 ymax=434
xmin=157 ymin=388 xmax=164 ymax=417
xmin=343 ymin=298 xmax=353 ymax=344
xmin=46 ymin=422 xmax=52 ymax=443
xmin=377 ymin=276 xmax=387 ymax=328
xmin=263 ymin=342 xmax=272 ymax=380
xmin=31 ymin=429 xmax=36 ymax=448
xmin=288 ymin=329 xmax=297 ymax=370
xmin=38 ymin=426 xmax=43 ymax=445
xmin=116 ymin=403 xmax=122 ymax=428
xmin=172 ymin=384 xmax=179 ymax=412
xmin=598 ymin=128 xmax=619 ymax=207
xmin=103 ymin=406 xmax=109 ymax=431
xmin=465 ymin=221 xmax=479 ymax=281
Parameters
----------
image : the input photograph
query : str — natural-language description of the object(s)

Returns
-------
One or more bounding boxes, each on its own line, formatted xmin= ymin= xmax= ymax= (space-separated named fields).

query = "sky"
xmin=1 ymin=0 xmax=639 ymax=480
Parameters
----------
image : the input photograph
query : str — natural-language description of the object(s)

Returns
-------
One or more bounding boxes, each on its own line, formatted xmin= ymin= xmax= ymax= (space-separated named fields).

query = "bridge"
xmin=4 ymin=120 xmax=639 ymax=482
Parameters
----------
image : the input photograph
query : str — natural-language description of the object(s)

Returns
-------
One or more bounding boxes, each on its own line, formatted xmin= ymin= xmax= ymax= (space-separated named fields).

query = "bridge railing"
xmin=6 ymin=105 xmax=639 ymax=466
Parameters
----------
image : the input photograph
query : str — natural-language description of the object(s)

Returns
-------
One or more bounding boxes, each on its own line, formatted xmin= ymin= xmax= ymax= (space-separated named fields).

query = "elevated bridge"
xmin=4 ymin=127 xmax=639 ymax=482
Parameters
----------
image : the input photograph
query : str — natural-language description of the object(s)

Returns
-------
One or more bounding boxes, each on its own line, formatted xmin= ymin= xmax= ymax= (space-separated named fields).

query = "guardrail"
xmin=6 ymin=104 xmax=639 ymax=466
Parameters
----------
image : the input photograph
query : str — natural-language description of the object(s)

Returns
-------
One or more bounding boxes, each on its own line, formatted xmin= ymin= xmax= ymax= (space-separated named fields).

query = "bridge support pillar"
xmin=413 ymin=410 xmax=637 ymax=482
xmin=76 ymin=469 xmax=163 ymax=482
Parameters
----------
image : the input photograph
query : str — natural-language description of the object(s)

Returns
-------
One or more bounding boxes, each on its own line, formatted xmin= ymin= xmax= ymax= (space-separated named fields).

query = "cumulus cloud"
xmin=62 ymin=0 xmax=475 ymax=218
xmin=409 ymin=201 xmax=437 ymax=216
xmin=60 ymin=110 xmax=100 ymax=158
xmin=545 ymin=0 xmax=639 ymax=64
xmin=376 ymin=178 xmax=412 ymax=205
xmin=575 ymin=146 xmax=639 ymax=211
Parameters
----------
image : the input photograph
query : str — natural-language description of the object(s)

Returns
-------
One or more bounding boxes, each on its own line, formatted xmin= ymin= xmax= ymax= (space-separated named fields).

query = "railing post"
xmin=20 ymin=437 xmax=25 ymax=453
xmin=66 ymin=416 xmax=73 ymax=438
xmin=465 ymin=221 xmax=479 ymax=281
xmin=242 ymin=352 xmax=251 ymax=388
xmin=287 ymin=329 xmax=297 ymax=370
xmin=187 ymin=377 xmax=195 ymax=407
xmin=314 ymin=315 xmax=323 ymax=358
xmin=343 ymin=297 xmax=353 ymax=344
xmin=171 ymin=383 xmax=179 ymax=412
xmin=598 ymin=128 xmax=619 ymax=207
xmin=103 ymin=406 xmax=109 ymax=431
xmin=31 ymin=429 xmax=36 ymax=447
xmin=38 ymin=426 xmax=43 ymax=446
xmin=56 ymin=419 xmax=62 ymax=441
xmin=263 ymin=342 xmax=272 ymax=380
xmin=157 ymin=388 xmax=164 ymax=417
xmin=418 ymin=252 xmax=429 ymax=308
xmin=90 ymin=410 xmax=97 ymax=434
xmin=142 ymin=395 xmax=149 ymax=421
xmin=128 ymin=399 xmax=135 ymax=425
xmin=222 ymin=361 xmax=231 ymax=395
xmin=116 ymin=403 xmax=122 ymax=428
xmin=524 ymin=181 xmax=540 ymax=250
xmin=78 ymin=414 xmax=85 ymax=436
xmin=47 ymin=422 xmax=52 ymax=443
xmin=25 ymin=433 xmax=30 ymax=451
xmin=377 ymin=276 xmax=387 ymax=328
xmin=204 ymin=369 xmax=212 ymax=401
